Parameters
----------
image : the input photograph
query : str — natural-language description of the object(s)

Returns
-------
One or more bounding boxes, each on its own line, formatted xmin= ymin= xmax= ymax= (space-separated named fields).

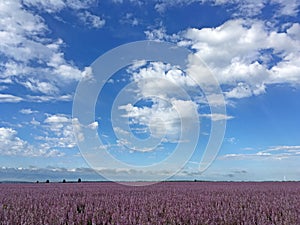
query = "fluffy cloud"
xmin=129 ymin=61 xmax=196 ymax=99
xmin=0 ymin=0 xmax=86 ymax=100
xmin=181 ymin=19 xmax=300 ymax=99
xmin=119 ymin=99 xmax=198 ymax=140
xmin=42 ymin=114 xmax=77 ymax=148
xmin=144 ymin=20 xmax=300 ymax=100
xmin=0 ymin=127 xmax=63 ymax=157
xmin=117 ymin=61 xmax=224 ymax=145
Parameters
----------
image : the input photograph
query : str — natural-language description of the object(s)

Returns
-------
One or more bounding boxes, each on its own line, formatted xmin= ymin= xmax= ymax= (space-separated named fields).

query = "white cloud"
xmin=154 ymin=0 xmax=300 ymax=17
xmin=119 ymin=98 xmax=198 ymax=140
xmin=267 ymin=145 xmax=300 ymax=152
xmin=78 ymin=11 xmax=105 ymax=29
xmin=0 ymin=127 xmax=63 ymax=157
xmin=0 ymin=2 xmax=48 ymax=63
xmin=114 ymin=127 xmax=130 ymax=136
xmin=0 ymin=0 xmax=87 ymax=99
xmin=144 ymin=27 xmax=168 ymax=41
xmin=19 ymin=108 xmax=38 ymax=114
xmin=194 ymin=94 xmax=223 ymax=107
xmin=226 ymin=137 xmax=237 ymax=144
xmin=181 ymin=19 xmax=300 ymax=99
xmin=155 ymin=0 xmax=267 ymax=16
xmin=230 ymin=0 xmax=267 ymax=17
xmin=23 ymin=0 xmax=66 ymax=13
xmin=120 ymin=13 xmax=139 ymax=26
xmin=154 ymin=0 xmax=195 ymax=13
xmin=128 ymin=60 xmax=147 ymax=72
xmin=119 ymin=60 xmax=229 ymax=144
xmin=81 ymin=67 xmax=93 ymax=79
xmin=88 ymin=121 xmax=99 ymax=130
xmin=0 ymin=94 xmax=23 ymax=103
xmin=19 ymin=78 xmax=59 ymax=95
xmin=72 ymin=118 xmax=84 ymax=142
xmin=200 ymin=113 xmax=234 ymax=121
xmin=65 ymin=0 xmax=99 ymax=10
xmin=130 ymin=61 xmax=196 ymax=99
xmin=27 ymin=94 xmax=73 ymax=102
xmin=220 ymin=145 xmax=300 ymax=160
xmin=47 ymin=52 xmax=84 ymax=80
xmin=42 ymin=114 xmax=77 ymax=148
xmin=23 ymin=0 xmax=99 ymax=12
xmin=30 ymin=117 xmax=41 ymax=126
xmin=271 ymin=0 xmax=300 ymax=16
xmin=225 ymin=82 xmax=255 ymax=99
xmin=45 ymin=114 xmax=70 ymax=123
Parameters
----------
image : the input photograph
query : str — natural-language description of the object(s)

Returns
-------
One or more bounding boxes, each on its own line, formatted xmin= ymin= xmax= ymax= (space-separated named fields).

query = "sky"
xmin=0 ymin=0 xmax=300 ymax=182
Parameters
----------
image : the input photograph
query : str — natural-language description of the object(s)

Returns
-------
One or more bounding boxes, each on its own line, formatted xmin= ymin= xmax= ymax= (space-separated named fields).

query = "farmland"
xmin=0 ymin=182 xmax=299 ymax=224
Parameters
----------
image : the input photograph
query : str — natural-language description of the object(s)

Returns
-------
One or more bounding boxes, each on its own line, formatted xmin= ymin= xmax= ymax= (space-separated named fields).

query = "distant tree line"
xmin=36 ymin=178 xmax=82 ymax=183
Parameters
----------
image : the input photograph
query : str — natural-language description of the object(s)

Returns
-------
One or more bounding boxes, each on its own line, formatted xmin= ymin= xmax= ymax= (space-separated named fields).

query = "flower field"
xmin=0 ymin=182 xmax=299 ymax=224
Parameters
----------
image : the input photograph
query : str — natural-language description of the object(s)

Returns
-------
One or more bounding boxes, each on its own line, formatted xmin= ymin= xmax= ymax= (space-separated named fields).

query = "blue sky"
xmin=0 ymin=0 xmax=300 ymax=182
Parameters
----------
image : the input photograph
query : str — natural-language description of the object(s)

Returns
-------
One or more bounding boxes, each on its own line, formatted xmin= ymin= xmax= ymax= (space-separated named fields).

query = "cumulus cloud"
xmin=144 ymin=19 xmax=300 ymax=99
xmin=119 ymin=99 xmax=198 ymax=140
xmin=42 ymin=114 xmax=77 ymax=148
xmin=129 ymin=61 xmax=196 ymax=99
xmin=180 ymin=19 xmax=300 ymax=99
xmin=0 ymin=127 xmax=64 ymax=157
xmin=42 ymin=114 xmax=98 ymax=149
xmin=0 ymin=0 xmax=87 ymax=100
xmin=115 ymin=61 xmax=224 ymax=145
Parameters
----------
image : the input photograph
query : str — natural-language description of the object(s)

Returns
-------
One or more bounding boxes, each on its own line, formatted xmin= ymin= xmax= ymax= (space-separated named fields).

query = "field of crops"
xmin=0 ymin=182 xmax=299 ymax=224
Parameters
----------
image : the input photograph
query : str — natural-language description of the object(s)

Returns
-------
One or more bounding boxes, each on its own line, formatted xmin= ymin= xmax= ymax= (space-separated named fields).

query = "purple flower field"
xmin=0 ymin=182 xmax=299 ymax=225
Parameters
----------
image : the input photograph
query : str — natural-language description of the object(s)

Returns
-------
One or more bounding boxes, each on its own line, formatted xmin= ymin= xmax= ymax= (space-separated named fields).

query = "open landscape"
xmin=1 ymin=0 xmax=300 ymax=224
xmin=1 ymin=182 xmax=299 ymax=224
